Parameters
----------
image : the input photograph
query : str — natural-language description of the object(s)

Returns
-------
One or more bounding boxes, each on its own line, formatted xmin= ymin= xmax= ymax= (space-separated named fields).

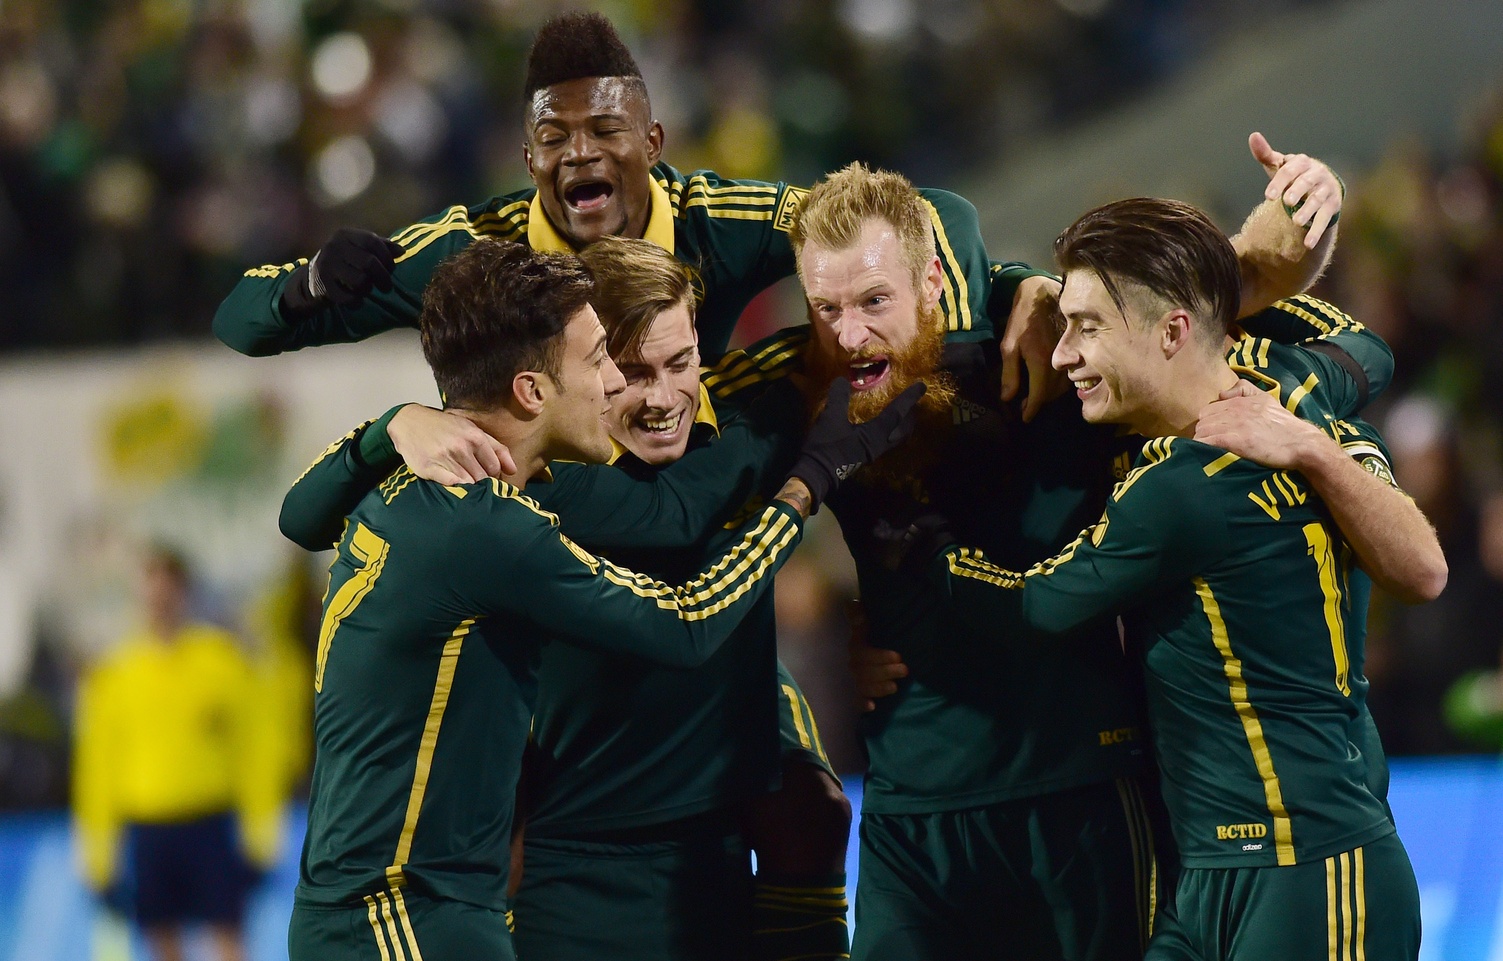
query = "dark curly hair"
xmin=523 ymin=12 xmax=644 ymax=99
xmin=420 ymin=240 xmax=595 ymax=410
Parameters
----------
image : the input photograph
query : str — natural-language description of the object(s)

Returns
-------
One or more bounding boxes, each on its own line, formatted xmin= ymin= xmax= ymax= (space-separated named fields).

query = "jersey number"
xmin=315 ymin=523 xmax=390 ymax=693
xmin=1302 ymin=522 xmax=1350 ymax=696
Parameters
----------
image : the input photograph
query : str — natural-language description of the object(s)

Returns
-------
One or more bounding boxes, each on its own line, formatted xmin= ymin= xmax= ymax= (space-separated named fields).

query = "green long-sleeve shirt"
xmin=938 ymin=304 xmax=1400 ymax=868
xmin=297 ymin=452 xmax=802 ymax=910
xmin=215 ymin=165 xmax=1006 ymax=363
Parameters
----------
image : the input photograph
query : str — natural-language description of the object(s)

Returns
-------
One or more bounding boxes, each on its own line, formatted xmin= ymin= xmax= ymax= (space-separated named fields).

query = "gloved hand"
xmin=788 ymin=378 xmax=926 ymax=512
xmin=280 ymin=228 xmax=406 ymax=316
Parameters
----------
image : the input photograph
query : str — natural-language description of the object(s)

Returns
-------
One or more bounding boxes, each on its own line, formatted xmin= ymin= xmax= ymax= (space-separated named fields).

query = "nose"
xmin=602 ymin=354 xmax=626 ymax=399
xmin=644 ymin=376 xmax=675 ymax=410
xmin=1051 ymin=330 xmax=1079 ymax=371
xmin=835 ymin=315 xmax=870 ymax=353
xmin=563 ymin=129 xmax=603 ymax=166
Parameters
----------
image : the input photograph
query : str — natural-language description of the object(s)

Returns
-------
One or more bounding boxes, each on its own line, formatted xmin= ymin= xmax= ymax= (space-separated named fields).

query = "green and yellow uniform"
xmin=710 ymin=292 xmax=1394 ymax=961
xmin=712 ymin=320 xmax=1154 ymax=961
xmin=214 ymin=166 xmax=1000 ymax=364
xmin=280 ymin=378 xmax=836 ymax=959
xmin=286 ymin=434 xmax=803 ymax=961
xmin=937 ymin=303 xmax=1417 ymax=961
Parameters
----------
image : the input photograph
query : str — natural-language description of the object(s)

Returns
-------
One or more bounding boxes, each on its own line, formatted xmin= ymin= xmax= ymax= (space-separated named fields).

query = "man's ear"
xmin=921 ymin=256 xmax=944 ymax=311
xmin=1161 ymin=309 xmax=1195 ymax=359
xmin=646 ymin=120 xmax=665 ymax=166
xmin=513 ymin=371 xmax=548 ymax=415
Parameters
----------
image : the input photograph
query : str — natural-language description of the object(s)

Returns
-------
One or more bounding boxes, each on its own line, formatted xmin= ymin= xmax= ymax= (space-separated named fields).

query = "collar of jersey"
xmin=605 ymin=380 xmax=720 ymax=466
xmin=527 ymin=176 xmax=676 ymax=255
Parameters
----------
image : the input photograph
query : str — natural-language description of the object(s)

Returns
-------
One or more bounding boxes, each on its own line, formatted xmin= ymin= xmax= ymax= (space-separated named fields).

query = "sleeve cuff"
xmin=354 ymin=405 xmax=406 ymax=469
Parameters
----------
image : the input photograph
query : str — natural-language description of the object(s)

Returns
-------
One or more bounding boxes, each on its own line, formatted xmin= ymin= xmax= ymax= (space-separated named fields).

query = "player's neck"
xmin=1134 ymin=360 xmax=1240 ymax=439
xmin=454 ymin=408 xmax=551 ymax=488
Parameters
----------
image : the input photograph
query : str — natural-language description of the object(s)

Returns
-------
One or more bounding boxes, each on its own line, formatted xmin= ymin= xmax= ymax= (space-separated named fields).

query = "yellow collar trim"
xmin=605 ymin=380 xmax=718 ymax=466
xmin=526 ymin=175 xmax=676 ymax=254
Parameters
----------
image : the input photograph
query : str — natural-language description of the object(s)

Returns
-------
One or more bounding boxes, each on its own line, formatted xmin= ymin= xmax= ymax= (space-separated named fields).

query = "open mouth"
xmin=847 ymin=358 xmax=890 ymax=391
xmin=565 ymin=180 xmax=614 ymax=212
xmin=635 ymin=410 xmax=685 ymax=438
xmin=1074 ymin=376 xmax=1102 ymax=396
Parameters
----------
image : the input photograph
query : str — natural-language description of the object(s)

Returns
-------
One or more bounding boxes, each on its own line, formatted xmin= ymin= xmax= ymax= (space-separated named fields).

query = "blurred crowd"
xmin=0 ymin=0 xmax=1500 ymax=823
xmin=1315 ymin=93 xmax=1503 ymax=755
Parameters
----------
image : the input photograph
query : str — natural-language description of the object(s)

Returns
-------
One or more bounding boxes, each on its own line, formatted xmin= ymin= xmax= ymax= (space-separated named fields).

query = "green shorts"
xmin=853 ymin=777 xmax=1159 ymax=961
xmin=777 ymin=660 xmax=837 ymax=778
xmin=513 ymin=814 xmax=753 ymax=961
xmin=1146 ymin=831 xmax=1418 ymax=961
xmin=289 ymin=890 xmax=513 ymax=961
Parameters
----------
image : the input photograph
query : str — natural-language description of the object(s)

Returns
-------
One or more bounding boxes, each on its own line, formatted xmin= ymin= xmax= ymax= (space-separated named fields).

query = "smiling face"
xmin=525 ymin=77 xmax=663 ymax=247
xmin=544 ymin=304 xmax=627 ymax=464
xmin=1052 ymin=269 xmax=1169 ymax=433
xmin=608 ymin=299 xmax=701 ymax=465
xmin=801 ymin=218 xmax=944 ymax=416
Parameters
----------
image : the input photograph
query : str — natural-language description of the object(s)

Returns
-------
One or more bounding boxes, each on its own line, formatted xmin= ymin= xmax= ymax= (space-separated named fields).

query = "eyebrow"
xmin=809 ymin=283 xmax=892 ymax=306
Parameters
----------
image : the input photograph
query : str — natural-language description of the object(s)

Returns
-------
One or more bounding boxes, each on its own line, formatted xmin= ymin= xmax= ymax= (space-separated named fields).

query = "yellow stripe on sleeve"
xmin=923 ymin=199 xmax=972 ymax=332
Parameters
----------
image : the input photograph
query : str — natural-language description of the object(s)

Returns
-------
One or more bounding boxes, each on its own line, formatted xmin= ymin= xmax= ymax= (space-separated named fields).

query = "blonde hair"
xmin=577 ymin=236 xmax=699 ymax=361
xmin=790 ymin=161 xmax=936 ymax=289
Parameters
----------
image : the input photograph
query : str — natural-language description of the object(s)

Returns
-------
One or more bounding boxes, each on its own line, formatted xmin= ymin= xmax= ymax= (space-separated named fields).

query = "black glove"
xmin=280 ymin=228 xmax=405 ymax=317
xmin=788 ymin=378 xmax=926 ymax=512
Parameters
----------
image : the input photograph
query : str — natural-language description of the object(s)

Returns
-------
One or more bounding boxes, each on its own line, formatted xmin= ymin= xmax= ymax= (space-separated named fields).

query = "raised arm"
xmin=215 ymin=200 xmax=522 ymax=356
xmin=1194 ymin=384 xmax=1446 ymax=603
xmin=1231 ymin=132 xmax=1342 ymax=317
xmin=1232 ymin=296 xmax=1395 ymax=413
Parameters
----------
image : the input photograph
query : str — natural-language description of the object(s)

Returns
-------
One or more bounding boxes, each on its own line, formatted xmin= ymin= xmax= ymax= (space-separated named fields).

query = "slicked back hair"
xmin=1054 ymin=198 xmax=1242 ymax=342
xmin=523 ymin=12 xmax=647 ymax=102
xmin=577 ymin=237 xmax=698 ymax=362
xmin=420 ymin=241 xmax=595 ymax=410
xmin=791 ymin=162 xmax=936 ymax=291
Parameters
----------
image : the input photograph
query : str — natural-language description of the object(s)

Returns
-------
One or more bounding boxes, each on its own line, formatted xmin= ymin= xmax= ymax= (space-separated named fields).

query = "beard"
xmin=804 ymin=301 xmax=957 ymax=488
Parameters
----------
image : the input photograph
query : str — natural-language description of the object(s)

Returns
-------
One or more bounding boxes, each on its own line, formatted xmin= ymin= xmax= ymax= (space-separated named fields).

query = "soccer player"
xmin=930 ymin=198 xmax=1438 ymax=961
xmin=210 ymin=11 xmax=1021 ymax=374
xmin=709 ymin=150 xmax=1361 ymax=961
xmin=285 ymin=238 xmax=919 ymax=961
xmin=281 ymin=237 xmax=855 ymax=960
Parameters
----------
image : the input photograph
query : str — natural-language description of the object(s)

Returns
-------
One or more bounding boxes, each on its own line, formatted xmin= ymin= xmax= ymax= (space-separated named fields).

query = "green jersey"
xmin=296 ymin=455 xmax=802 ymax=911
xmin=281 ymin=378 xmax=808 ymax=839
xmin=709 ymin=325 xmax=1148 ymax=814
xmin=213 ymin=165 xmax=1003 ymax=363
xmin=939 ymin=310 xmax=1398 ymax=868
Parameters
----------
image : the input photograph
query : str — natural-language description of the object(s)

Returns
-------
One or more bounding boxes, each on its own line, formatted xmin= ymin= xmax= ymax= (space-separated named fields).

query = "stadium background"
xmin=3 ymin=0 xmax=1503 ymax=957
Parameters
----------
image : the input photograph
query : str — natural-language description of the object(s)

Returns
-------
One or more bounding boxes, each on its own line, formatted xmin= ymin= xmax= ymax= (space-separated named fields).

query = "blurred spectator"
xmin=1364 ymin=397 xmax=1503 ymax=755
xmin=72 ymin=545 xmax=283 ymax=961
